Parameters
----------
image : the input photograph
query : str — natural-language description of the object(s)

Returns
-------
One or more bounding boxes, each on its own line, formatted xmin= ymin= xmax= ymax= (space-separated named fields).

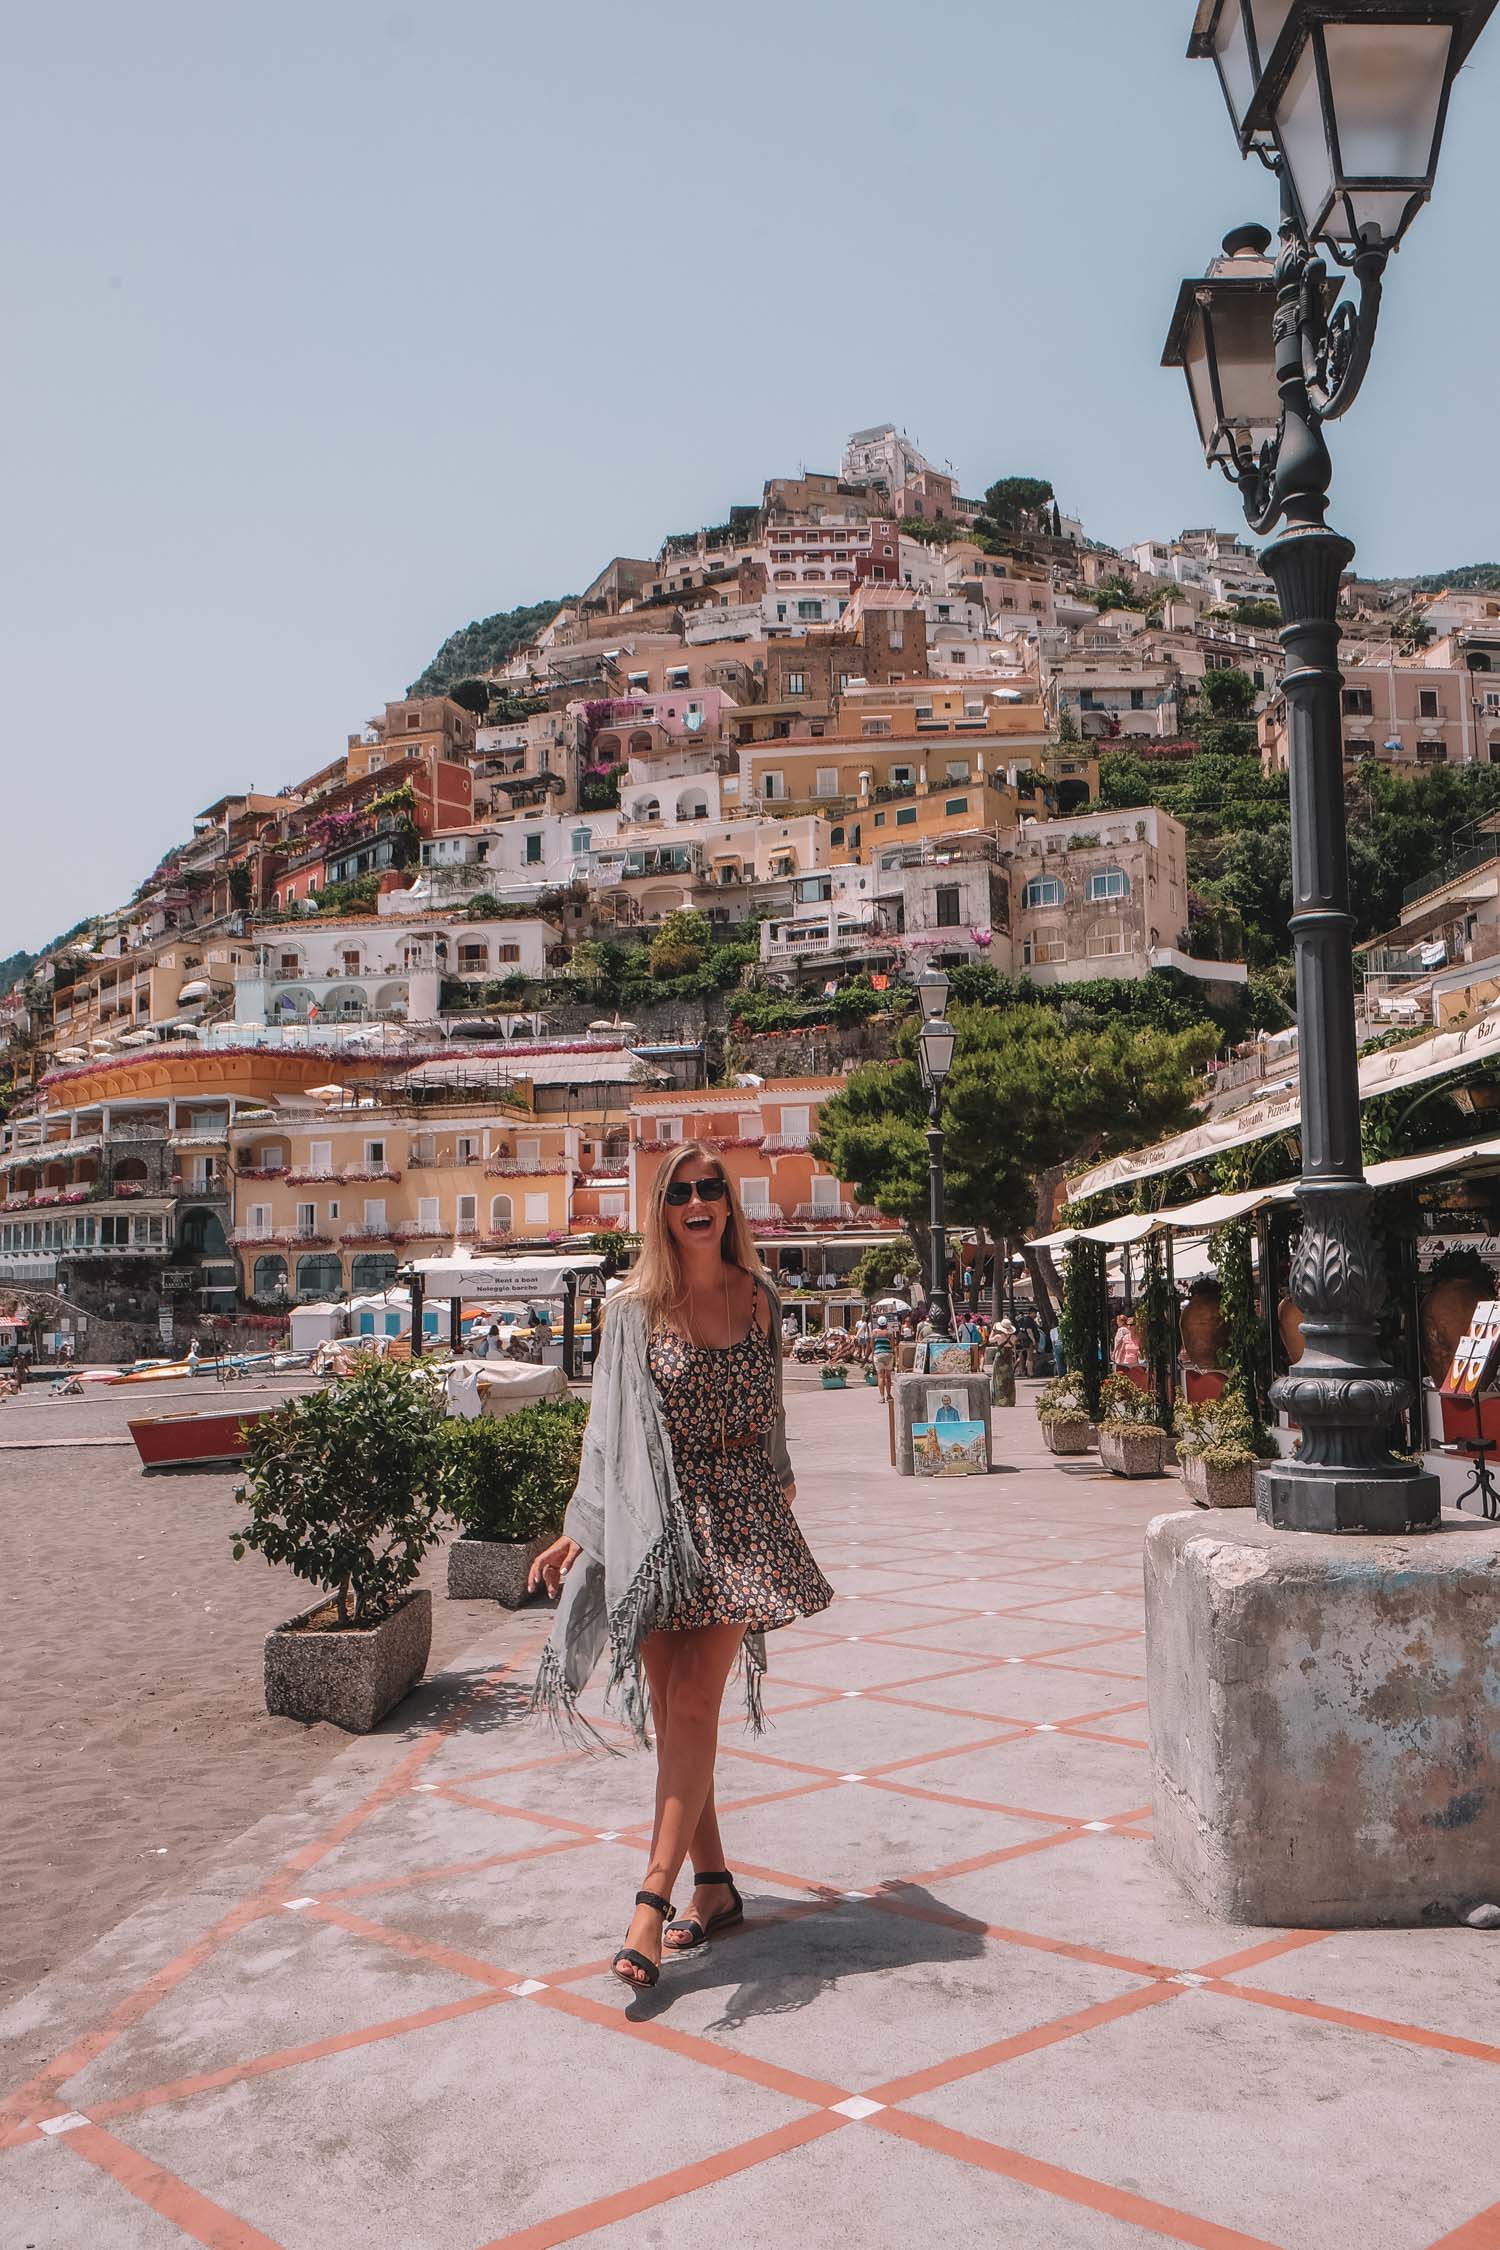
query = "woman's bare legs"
xmin=642 ymin=1636 xmax=731 ymax=1952
xmin=618 ymin=1622 xmax=745 ymax=1982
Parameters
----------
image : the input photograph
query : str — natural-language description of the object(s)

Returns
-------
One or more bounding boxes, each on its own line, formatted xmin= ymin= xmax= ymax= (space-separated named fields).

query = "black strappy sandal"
xmin=663 ymin=1870 xmax=744 ymax=1953
xmin=612 ymin=1889 xmax=674 ymax=1991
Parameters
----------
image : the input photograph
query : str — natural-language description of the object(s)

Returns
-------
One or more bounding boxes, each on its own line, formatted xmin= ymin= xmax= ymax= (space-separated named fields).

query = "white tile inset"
xmin=830 ymin=2095 xmax=886 ymax=2119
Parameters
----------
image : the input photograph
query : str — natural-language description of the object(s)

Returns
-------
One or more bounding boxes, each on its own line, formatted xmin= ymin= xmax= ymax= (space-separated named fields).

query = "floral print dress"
xmin=648 ymin=1309 xmax=832 ymax=1634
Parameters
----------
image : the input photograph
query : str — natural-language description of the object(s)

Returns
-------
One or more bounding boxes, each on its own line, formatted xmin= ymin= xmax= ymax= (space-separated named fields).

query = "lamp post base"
xmin=1147 ymin=1509 xmax=1500 ymax=1926
xmin=1256 ymin=1462 xmax=1441 ymax=1535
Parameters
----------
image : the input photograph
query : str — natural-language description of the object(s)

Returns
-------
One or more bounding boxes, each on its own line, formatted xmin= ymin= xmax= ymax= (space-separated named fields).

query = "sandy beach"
xmin=0 ymin=1377 xmax=505 ymax=2007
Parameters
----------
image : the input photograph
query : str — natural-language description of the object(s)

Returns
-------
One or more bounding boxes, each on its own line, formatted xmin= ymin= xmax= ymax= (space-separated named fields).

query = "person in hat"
xmin=989 ymin=1315 xmax=1018 ymax=1407
xmin=871 ymin=1313 xmax=895 ymax=1402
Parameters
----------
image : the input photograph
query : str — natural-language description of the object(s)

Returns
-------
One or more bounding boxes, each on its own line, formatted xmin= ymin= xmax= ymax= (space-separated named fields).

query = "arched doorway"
xmin=295 ymin=1252 xmax=342 ymax=1300
xmin=351 ymin=1251 xmax=398 ymax=1293
xmin=252 ymin=1253 xmax=288 ymax=1300
xmin=178 ymin=1206 xmax=230 ymax=1261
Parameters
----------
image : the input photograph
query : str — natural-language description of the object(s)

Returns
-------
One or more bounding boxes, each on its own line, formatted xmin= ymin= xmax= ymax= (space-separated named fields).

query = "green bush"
xmin=231 ymin=1358 xmax=451 ymax=1625
xmin=441 ymin=1397 xmax=589 ymax=1544
xmin=1036 ymin=1372 xmax=1091 ymax=1426
xmin=1175 ymin=1385 xmax=1276 ymax=1467
xmin=1098 ymin=1372 xmax=1167 ymax=1435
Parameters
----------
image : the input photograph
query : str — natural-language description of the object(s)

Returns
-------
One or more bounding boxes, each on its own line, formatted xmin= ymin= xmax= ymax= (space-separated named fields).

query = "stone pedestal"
xmin=1145 ymin=1510 xmax=1500 ymax=1927
xmin=895 ymin=1371 xmax=992 ymax=1477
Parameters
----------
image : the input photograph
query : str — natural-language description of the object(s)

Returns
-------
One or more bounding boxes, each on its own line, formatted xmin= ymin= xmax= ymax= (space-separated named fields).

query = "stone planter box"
xmin=1181 ymin=1452 xmax=1255 ymax=1510
xmin=447 ymin=1535 xmax=549 ymax=1606
xmin=264 ymin=1588 xmax=431 ymax=1733
xmin=1098 ymin=1426 xmax=1169 ymax=1478
xmin=1041 ymin=1418 xmax=1093 ymax=1456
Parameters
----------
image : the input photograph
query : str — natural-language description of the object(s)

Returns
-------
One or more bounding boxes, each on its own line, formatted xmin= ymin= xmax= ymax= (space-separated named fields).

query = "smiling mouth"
xmin=684 ymin=1213 xmax=716 ymax=1231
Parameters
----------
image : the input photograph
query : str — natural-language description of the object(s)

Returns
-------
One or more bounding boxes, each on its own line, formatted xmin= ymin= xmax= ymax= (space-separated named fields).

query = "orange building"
xmin=627 ymin=1080 xmax=901 ymax=1287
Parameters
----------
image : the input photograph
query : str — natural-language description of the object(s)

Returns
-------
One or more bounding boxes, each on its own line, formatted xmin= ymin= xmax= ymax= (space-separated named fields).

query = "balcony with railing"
xmin=1402 ymin=837 xmax=1500 ymax=910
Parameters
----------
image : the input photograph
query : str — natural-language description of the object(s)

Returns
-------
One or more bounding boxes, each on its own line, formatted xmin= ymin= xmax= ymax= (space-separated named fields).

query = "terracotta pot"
xmin=1419 ymin=1277 xmax=1488 ymax=1386
xmin=1277 ymin=1296 xmax=1305 ymax=1366
xmin=1179 ymin=1286 xmax=1227 ymax=1368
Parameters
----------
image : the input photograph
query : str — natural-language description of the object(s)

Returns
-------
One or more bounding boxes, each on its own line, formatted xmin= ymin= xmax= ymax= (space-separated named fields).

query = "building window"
xmin=1343 ymin=687 xmax=1374 ymax=715
xmin=1086 ymin=926 xmax=1128 ymax=957
xmin=1086 ymin=868 xmax=1129 ymax=902
xmin=796 ymin=602 xmax=821 ymax=622
xmin=815 ymin=768 xmax=839 ymax=796
xmin=935 ymin=885 xmax=962 ymax=928
xmin=1023 ymin=934 xmax=1067 ymax=966
xmin=297 ymin=1202 xmax=317 ymax=1237
xmin=1344 ymin=737 xmax=1372 ymax=760
xmin=895 ymin=807 xmax=918 ymax=826
xmin=1416 ymin=740 xmax=1446 ymax=766
xmin=762 ymin=774 xmax=784 ymax=800
xmin=525 ymin=833 xmax=543 ymax=864
xmin=524 ymin=1192 xmax=549 ymax=1226
xmin=945 ymin=797 xmax=969 ymax=816
xmin=489 ymin=1194 xmax=513 ymax=1232
xmin=364 ymin=1140 xmax=385 ymax=1166
xmin=786 ymin=671 xmax=807 ymax=696
xmin=1418 ymin=688 xmax=1440 ymax=719
xmin=829 ymin=826 xmax=845 ymax=846
xmin=497 ymin=942 xmax=520 ymax=963
xmin=1022 ymin=876 xmax=1064 ymax=909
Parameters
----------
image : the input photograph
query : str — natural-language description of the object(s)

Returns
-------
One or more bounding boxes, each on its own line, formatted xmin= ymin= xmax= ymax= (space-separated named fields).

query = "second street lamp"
xmin=916 ymin=972 xmax=956 ymax=1340
xmin=1167 ymin=0 xmax=1492 ymax=1532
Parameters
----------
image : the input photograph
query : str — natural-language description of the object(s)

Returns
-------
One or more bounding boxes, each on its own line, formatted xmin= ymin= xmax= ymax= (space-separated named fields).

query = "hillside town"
xmin=5 ymin=420 xmax=1500 ymax=1358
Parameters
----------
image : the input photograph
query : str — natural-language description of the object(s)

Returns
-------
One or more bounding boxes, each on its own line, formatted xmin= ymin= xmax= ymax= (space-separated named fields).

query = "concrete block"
xmin=1146 ymin=1509 xmax=1500 ymax=1926
xmin=894 ymin=1371 xmax=992 ymax=1476
xmin=263 ymin=1588 xmax=432 ymax=1733
xmin=446 ymin=1535 xmax=546 ymax=1606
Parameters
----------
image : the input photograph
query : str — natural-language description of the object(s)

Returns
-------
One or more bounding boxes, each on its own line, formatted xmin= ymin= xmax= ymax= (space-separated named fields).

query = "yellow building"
xmin=228 ymin=1097 xmax=577 ymax=1302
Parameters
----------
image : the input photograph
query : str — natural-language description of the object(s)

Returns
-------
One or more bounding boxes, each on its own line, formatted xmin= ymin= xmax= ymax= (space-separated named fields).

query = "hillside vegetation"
xmin=409 ymin=600 xmax=569 ymax=695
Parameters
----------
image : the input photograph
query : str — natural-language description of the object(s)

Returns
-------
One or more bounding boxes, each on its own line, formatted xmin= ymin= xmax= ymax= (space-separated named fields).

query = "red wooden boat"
xmin=128 ymin=1406 xmax=268 ymax=1470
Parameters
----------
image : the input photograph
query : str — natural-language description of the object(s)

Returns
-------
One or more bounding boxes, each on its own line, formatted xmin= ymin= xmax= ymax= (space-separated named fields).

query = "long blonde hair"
xmin=619 ymin=1140 xmax=769 ymax=1334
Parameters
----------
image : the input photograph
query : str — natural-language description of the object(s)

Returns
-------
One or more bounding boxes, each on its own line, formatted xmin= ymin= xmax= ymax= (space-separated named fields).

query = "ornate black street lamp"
xmin=1167 ymin=0 xmax=1492 ymax=1532
xmin=916 ymin=967 xmax=956 ymax=1339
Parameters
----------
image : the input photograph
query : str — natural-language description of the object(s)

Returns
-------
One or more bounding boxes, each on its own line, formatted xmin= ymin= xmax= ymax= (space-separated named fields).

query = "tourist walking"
xmin=530 ymin=1142 xmax=832 ymax=1992
xmin=988 ymin=1316 xmax=1018 ymax=1407
xmin=1112 ymin=1312 xmax=1142 ymax=1370
xmin=871 ymin=1315 xmax=895 ymax=1401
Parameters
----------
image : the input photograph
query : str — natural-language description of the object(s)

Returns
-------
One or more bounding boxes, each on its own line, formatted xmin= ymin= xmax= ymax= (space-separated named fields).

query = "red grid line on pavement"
xmin=0 ymin=1650 xmax=530 ymax=2150
xmin=1430 ymin=2205 xmax=1500 ymax=2249
xmin=473 ymin=2113 xmax=849 ymax=2250
xmin=63 ymin=2123 xmax=287 ymax=2250
xmin=15 ymin=1482 xmax=1500 ymax=2250
xmin=871 ymin=2109 xmax=1286 ymax=2250
xmin=81 ymin=1992 xmax=511 ymax=2131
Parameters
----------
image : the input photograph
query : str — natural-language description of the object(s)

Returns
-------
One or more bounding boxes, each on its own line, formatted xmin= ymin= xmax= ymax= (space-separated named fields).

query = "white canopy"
xmin=1068 ymin=1011 xmax=1500 ymax=1200
xmin=1037 ymin=1134 xmax=1500 ymax=1252
xmin=405 ymin=1252 xmax=608 ymax=1299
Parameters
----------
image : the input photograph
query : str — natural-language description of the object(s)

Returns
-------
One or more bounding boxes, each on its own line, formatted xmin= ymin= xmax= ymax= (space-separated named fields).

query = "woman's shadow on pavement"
xmin=626 ymin=1881 xmax=987 ymax=2028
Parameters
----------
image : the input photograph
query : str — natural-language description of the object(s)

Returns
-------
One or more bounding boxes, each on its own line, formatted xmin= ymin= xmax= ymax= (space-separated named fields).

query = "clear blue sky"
xmin=5 ymin=0 xmax=1497 ymax=956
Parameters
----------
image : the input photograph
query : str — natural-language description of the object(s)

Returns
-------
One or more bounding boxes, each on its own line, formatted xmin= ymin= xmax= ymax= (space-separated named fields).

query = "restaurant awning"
xmin=1037 ymin=1133 xmax=1500 ymax=1251
xmin=1068 ymin=1011 xmax=1500 ymax=1200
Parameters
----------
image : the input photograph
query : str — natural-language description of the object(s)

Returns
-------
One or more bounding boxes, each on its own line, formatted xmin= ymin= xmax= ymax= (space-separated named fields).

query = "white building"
xmin=235 ymin=915 xmax=559 ymax=1027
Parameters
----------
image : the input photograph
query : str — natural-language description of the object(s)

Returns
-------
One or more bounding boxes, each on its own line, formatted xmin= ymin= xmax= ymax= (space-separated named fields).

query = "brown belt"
xmin=683 ymin=1431 xmax=763 ymax=1456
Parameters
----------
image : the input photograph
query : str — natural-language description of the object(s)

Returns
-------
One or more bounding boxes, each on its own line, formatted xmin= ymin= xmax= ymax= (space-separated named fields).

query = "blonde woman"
xmin=530 ymin=1143 xmax=832 ymax=1990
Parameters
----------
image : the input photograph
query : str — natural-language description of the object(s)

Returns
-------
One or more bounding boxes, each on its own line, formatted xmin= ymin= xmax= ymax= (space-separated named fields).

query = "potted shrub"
xmin=1036 ymin=1372 xmax=1093 ymax=1456
xmin=1174 ymin=1386 xmax=1272 ymax=1509
xmin=1097 ymin=1373 xmax=1170 ymax=1479
xmin=444 ymin=1396 xmax=589 ymax=1605
xmin=232 ymin=1357 xmax=449 ymax=1731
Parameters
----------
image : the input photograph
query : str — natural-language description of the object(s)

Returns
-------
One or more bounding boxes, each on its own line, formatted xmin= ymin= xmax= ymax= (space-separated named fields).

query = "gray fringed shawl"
xmin=531 ymin=1282 xmax=793 ymax=1747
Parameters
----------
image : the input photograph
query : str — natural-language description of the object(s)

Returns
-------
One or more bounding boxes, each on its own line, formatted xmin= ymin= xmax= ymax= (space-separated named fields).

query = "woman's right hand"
xmin=528 ymin=1535 xmax=582 ymax=1597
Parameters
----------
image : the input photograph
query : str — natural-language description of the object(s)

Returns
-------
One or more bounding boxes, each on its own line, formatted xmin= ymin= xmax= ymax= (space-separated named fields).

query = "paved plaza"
xmin=4 ymin=1382 xmax=1500 ymax=2249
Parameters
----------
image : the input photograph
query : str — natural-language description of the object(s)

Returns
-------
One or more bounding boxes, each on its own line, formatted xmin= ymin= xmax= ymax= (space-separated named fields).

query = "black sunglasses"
xmin=664 ymin=1177 xmax=728 ymax=1206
